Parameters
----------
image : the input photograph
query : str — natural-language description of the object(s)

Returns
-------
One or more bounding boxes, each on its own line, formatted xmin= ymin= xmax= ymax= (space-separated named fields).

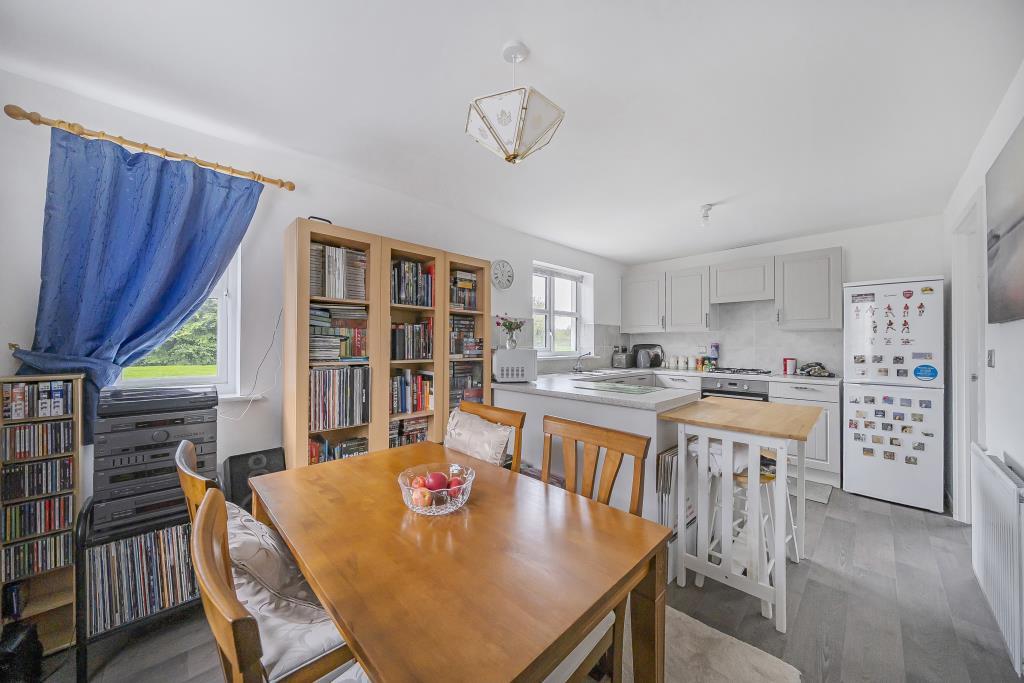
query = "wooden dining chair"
xmin=176 ymin=439 xmax=217 ymax=523
xmin=192 ymin=488 xmax=359 ymax=682
xmin=539 ymin=416 xmax=652 ymax=682
xmin=458 ymin=401 xmax=527 ymax=472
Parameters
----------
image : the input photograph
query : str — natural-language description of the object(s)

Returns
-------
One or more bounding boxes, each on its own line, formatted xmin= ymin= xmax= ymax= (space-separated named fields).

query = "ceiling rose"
xmin=465 ymin=41 xmax=564 ymax=164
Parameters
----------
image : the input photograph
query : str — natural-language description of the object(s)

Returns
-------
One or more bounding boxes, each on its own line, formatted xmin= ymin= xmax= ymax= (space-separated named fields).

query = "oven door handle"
xmin=701 ymin=391 xmax=769 ymax=401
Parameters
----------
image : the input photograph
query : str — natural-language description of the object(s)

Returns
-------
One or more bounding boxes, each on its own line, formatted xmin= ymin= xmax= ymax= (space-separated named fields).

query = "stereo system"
xmin=92 ymin=386 xmax=218 ymax=534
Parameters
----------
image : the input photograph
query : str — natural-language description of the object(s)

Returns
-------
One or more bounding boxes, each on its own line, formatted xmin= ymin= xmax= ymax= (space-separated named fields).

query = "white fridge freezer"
xmin=842 ymin=277 xmax=945 ymax=512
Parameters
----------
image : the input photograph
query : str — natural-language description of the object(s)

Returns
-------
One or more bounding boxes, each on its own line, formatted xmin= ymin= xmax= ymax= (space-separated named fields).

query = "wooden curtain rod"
xmin=4 ymin=103 xmax=295 ymax=191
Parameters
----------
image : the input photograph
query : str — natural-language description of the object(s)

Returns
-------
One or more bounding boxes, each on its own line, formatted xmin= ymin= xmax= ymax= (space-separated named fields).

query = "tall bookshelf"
xmin=282 ymin=220 xmax=494 ymax=467
xmin=0 ymin=372 xmax=83 ymax=655
xmin=283 ymin=219 xmax=385 ymax=469
xmin=442 ymin=254 xmax=492 ymax=422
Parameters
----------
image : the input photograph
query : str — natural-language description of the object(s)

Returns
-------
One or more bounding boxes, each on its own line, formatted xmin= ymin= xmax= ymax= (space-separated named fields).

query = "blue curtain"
xmin=14 ymin=128 xmax=263 ymax=442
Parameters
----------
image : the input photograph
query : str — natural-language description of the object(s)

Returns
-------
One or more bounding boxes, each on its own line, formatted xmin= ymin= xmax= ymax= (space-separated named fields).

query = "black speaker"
xmin=223 ymin=448 xmax=285 ymax=511
xmin=0 ymin=622 xmax=42 ymax=682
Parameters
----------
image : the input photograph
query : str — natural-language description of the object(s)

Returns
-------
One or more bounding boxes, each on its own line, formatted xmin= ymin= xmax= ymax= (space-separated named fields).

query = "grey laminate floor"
xmin=45 ymin=489 xmax=1016 ymax=682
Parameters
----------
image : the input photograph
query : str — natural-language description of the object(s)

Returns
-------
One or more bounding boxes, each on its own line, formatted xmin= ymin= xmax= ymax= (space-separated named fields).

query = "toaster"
xmin=632 ymin=343 xmax=664 ymax=368
xmin=611 ymin=350 xmax=635 ymax=368
xmin=492 ymin=348 xmax=537 ymax=383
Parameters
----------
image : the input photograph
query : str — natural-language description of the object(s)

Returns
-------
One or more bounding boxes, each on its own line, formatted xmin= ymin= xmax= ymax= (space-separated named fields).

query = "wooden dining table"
xmin=248 ymin=441 xmax=671 ymax=682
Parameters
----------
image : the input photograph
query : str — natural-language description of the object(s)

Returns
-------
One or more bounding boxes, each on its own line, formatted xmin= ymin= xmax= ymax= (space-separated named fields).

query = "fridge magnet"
xmin=883 ymin=337 xmax=893 ymax=346
xmin=863 ymin=448 xmax=875 ymax=457
xmin=900 ymin=398 xmax=912 ymax=407
xmin=919 ymin=399 xmax=932 ymax=408
xmin=856 ymin=410 xmax=867 ymax=418
xmin=883 ymin=395 xmax=894 ymax=404
xmin=849 ymin=396 xmax=861 ymax=403
xmin=874 ymin=409 xmax=886 ymax=417
xmin=854 ymin=305 xmax=861 ymax=319
xmin=901 ymin=425 xmax=914 ymax=434
xmin=893 ymin=412 xmax=904 ymax=421
xmin=882 ymin=423 xmax=894 ymax=432
xmin=853 ymin=354 xmax=866 ymax=364
xmin=922 ymin=431 xmax=934 ymax=438
xmin=854 ymin=432 xmax=866 ymax=442
xmin=852 ymin=293 xmax=875 ymax=303
xmin=856 ymin=369 xmax=867 ymax=376
xmin=872 ymin=435 xmax=884 ymax=444
xmin=864 ymin=396 xmax=876 ymax=404
xmin=890 ymin=437 xmax=902 ymax=447
xmin=873 ymin=320 xmax=879 ymax=333
xmin=892 ymin=355 xmax=904 ymax=365
xmin=913 ymin=365 xmax=938 ymax=381
xmin=885 ymin=319 xmax=896 ymax=333
xmin=901 ymin=338 xmax=914 ymax=345
xmin=884 ymin=304 xmax=895 ymax=318
xmin=865 ymin=420 xmax=877 ymax=429
xmin=884 ymin=451 xmax=896 ymax=460
xmin=872 ymin=354 xmax=884 ymax=363
xmin=918 ymin=303 xmax=925 ymax=317
xmin=905 ymin=455 xmax=919 ymax=465
xmin=903 ymin=289 xmax=913 ymax=299
xmin=848 ymin=419 xmax=859 ymax=428
xmin=902 ymin=303 xmax=910 ymax=318
xmin=877 ymin=368 xmax=889 ymax=377
xmin=921 ymin=286 xmax=934 ymax=295
xmin=912 ymin=352 xmax=933 ymax=360
xmin=896 ymin=369 xmax=909 ymax=377
xmin=901 ymin=319 xmax=911 ymax=334
xmin=912 ymin=413 xmax=924 ymax=422
xmin=912 ymin=442 xmax=925 ymax=451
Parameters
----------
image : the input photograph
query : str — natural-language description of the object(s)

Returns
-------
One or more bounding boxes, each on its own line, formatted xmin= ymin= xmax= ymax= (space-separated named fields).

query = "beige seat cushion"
xmin=444 ymin=408 xmax=513 ymax=466
xmin=226 ymin=502 xmax=320 ymax=604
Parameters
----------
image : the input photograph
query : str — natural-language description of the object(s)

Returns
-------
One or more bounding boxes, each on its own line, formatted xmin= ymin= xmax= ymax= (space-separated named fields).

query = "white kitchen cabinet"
xmin=774 ymin=247 xmax=842 ymax=329
xmin=621 ymin=273 xmax=665 ymax=333
xmin=599 ymin=373 xmax=654 ymax=386
xmin=770 ymin=386 xmax=841 ymax=486
xmin=665 ymin=267 xmax=713 ymax=331
xmin=709 ymin=258 xmax=775 ymax=303
xmin=656 ymin=374 xmax=701 ymax=390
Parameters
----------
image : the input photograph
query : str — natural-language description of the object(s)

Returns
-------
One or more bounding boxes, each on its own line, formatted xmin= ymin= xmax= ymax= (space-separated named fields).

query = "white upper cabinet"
xmin=774 ymin=247 xmax=843 ymax=329
xmin=666 ymin=266 xmax=712 ymax=331
xmin=709 ymin=257 xmax=775 ymax=303
xmin=620 ymin=272 xmax=665 ymax=333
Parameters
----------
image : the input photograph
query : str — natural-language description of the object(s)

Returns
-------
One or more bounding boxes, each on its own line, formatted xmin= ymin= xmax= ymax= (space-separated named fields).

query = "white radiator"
xmin=972 ymin=442 xmax=1024 ymax=676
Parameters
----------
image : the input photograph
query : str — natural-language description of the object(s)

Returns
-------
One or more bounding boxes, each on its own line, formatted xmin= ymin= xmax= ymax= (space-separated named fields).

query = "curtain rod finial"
xmin=4 ymin=104 xmax=28 ymax=120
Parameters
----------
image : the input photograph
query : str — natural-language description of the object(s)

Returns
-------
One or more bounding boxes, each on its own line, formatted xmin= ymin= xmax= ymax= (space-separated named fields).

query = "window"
xmin=532 ymin=264 xmax=582 ymax=355
xmin=120 ymin=252 xmax=239 ymax=392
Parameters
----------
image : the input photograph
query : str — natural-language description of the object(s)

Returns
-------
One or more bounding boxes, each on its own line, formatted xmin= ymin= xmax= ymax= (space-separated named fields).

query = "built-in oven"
xmin=700 ymin=377 xmax=769 ymax=401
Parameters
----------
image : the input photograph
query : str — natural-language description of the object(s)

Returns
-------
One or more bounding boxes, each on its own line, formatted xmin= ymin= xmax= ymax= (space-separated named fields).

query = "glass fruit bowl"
xmin=398 ymin=463 xmax=475 ymax=516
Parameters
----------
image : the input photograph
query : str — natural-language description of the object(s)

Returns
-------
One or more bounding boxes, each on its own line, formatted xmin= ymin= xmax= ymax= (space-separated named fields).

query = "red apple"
xmin=447 ymin=476 xmax=464 ymax=498
xmin=410 ymin=474 xmax=427 ymax=489
xmin=425 ymin=471 xmax=449 ymax=491
xmin=411 ymin=487 xmax=432 ymax=507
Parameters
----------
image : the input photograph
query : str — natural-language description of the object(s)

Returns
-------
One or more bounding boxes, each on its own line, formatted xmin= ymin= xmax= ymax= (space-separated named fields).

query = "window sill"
xmin=218 ymin=393 xmax=269 ymax=404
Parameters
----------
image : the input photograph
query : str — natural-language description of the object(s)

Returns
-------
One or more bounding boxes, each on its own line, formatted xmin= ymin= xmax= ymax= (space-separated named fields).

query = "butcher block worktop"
xmin=658 ymin=396 xmax=822 ymax=442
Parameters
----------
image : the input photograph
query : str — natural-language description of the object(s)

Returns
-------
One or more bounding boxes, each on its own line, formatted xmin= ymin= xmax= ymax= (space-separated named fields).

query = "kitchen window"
xmin=532 ymin=264 xmax=582 ymax=355
xmin=119 ymin=251 xmax=239 ymax=393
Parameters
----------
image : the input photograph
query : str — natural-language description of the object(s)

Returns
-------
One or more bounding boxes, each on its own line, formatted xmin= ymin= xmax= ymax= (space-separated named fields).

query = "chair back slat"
xmin=541 ymin=416 xmax=651 ymax=516
xmin=192 ymin=488 xmax=265 ymax=683
xmin=176 ymin=440 xmax=218 ymax=523
xmin=458 ymin=401 xmax=527 ymax=472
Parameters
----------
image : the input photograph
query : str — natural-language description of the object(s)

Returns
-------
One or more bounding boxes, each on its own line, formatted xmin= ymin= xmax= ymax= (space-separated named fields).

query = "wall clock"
xmin=491 ymin=259 xmax=514 ymax=290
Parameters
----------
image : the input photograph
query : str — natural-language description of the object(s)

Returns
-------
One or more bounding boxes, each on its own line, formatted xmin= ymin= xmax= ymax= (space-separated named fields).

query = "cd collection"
xmin=309 ymin=243 xmax=367 ymax=300
xmin=309 ymin=366 xmax=371 ymax=431
xmin=2 ymin=380 xmax=74 ymax=419
xmin=1 ymin=456 xmax=74 ymax=501
xmin=1 ymin=531 xmax=72 ymax=582
xmin=1 ymin=421 xmax=75 ymax=462
xmin=3 ymin=493 xmax=74 ymax=543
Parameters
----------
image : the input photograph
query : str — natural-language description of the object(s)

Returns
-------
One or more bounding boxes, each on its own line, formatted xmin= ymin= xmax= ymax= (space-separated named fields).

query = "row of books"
xmin=2 ymin=531 xmax=72 ymax=583
xmin=309 ymin=305 xmax=368 ymax=361
xmin=309 ymin=366 xmax=371 ymax=432
xmin=391 ymin=320 xmax=433 ymax=360
xmin=391 ymin=259 xmax=434 ymax=307
xmin=1 ymin=456 xmax=74 ymax=501
xmin=85 ymin=522 xmax=198 ymax=637
xmin=450 ymin=361 xmax=484 ymax=412
xmin=449 ymin=315 xmax=482 ymax=356
xmin=307 ymin=436 xmax=369 ymax=465
xmin=449 ymin=269 xmax=479 ymax=310
xmin=3 ymin=493 xmax=73 ymax=543
xmin=310 ymin=243 xmax=367 ymax=300
xmin=390 ymin=370 xmax=434 ymax=415
xmin=388 ymin=416 xmax=430 ymax=448
xmin=1 ymin=421 xmax=75 ymax=462
xmin=2 ymin=380 xmax=74 ymax=420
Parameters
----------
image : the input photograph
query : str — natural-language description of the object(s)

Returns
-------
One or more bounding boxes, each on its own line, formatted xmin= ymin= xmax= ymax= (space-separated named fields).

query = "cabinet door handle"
xmin=661 ymin=314 xmax=665 ymax=329
xmin=776 ymin=309 xmax=781 ymax=322
xmin=704 ymin=312 xmax=709 ymax=328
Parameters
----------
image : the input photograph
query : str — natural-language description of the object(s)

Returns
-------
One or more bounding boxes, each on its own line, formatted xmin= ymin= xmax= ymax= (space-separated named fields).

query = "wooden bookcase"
xmin=283 ymin=219 xmax=385 ymax=469
xmin=282 ymin=220 xmax=494 ymax=467
xmin=441 ymin=253 xmax=492 ymax=426
xmin=0 ymin=372 xmax=83 ymax=655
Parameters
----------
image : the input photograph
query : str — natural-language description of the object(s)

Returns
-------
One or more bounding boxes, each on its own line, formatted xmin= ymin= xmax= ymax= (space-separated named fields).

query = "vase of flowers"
xmin=496 ymin=314 xmax=524 ymax=350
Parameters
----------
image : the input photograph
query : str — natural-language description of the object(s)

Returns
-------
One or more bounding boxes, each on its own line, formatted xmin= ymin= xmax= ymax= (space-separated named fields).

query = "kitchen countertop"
xmin=608 ymin=367 xmax=842 ymax=385
xmin=659 ymin=396 xmax=823 ymax=441
xmin=491 ymin=373 xmax=700 ymax=411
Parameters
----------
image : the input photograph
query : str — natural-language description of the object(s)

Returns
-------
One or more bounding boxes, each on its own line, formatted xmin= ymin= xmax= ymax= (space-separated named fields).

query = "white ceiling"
xmin=2 ymin=1 xmax=1023 ymax=263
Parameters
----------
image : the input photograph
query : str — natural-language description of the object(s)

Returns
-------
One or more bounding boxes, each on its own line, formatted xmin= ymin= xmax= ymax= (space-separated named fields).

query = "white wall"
xmin=943 ymin=59 xmax=1024 ymax=462
xmin=0 ymin=69 xmax=625 ymax=464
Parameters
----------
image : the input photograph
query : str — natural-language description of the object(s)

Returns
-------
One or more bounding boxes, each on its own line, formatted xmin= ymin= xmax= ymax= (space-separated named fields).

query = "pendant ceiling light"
xmin=465 ymin=41 xmax=565 ymax=164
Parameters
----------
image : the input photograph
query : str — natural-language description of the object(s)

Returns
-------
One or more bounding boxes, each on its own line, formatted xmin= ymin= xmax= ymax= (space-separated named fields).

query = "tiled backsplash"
xmin=629 ymin=300 xmax=843 ymax=375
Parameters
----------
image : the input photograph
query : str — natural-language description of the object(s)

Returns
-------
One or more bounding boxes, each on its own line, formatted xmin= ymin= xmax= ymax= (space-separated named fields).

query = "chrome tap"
xmin=572 ymin=352 xmax=592 ymax=373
